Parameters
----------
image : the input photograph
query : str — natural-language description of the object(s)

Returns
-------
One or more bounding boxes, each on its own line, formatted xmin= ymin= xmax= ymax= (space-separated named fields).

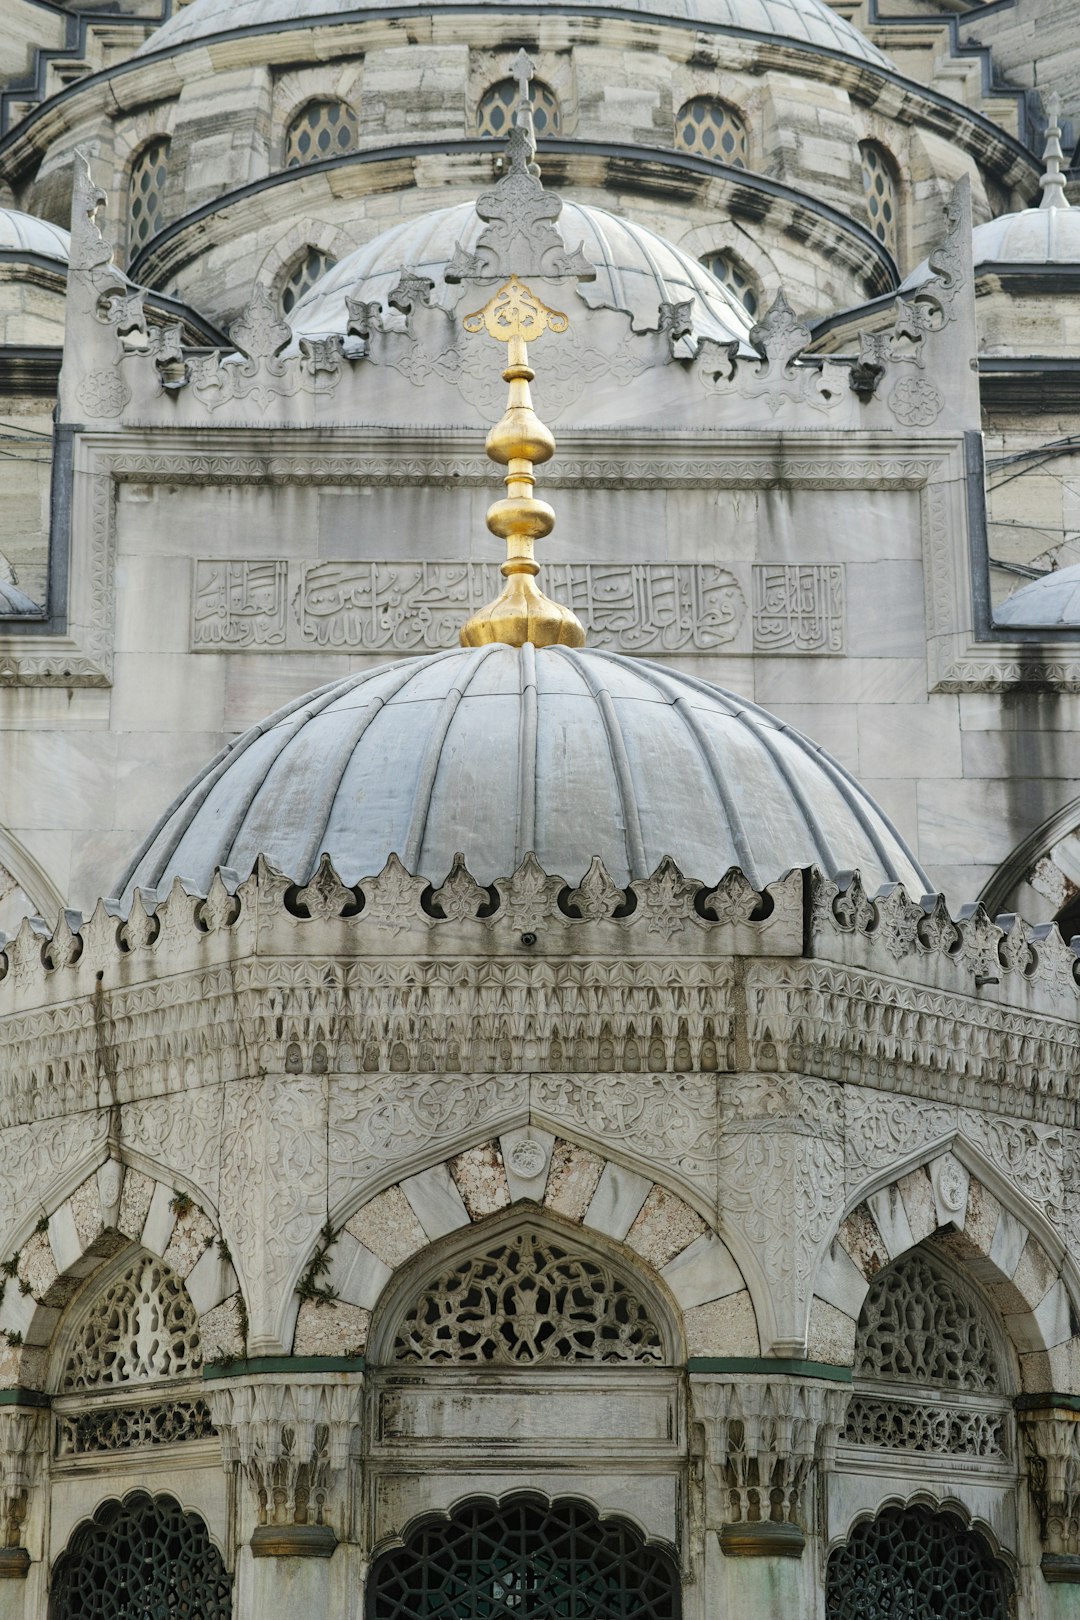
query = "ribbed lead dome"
xmin=117 ymin=646 xmax=927 ymax=904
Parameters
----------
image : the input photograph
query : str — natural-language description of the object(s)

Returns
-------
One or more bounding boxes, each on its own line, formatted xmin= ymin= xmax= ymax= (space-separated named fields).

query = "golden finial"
xmin=459 ymin=274 xmax=586 ymax=649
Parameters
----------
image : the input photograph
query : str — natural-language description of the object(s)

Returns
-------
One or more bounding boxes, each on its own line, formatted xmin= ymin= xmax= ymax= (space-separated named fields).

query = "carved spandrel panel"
xmin=191 ymin=559 xmax=747 ymax=656
xmin=752 ymin=563 xmax=844 ymax=654
xmin=192 ymin=560 xmax=288 ymax=648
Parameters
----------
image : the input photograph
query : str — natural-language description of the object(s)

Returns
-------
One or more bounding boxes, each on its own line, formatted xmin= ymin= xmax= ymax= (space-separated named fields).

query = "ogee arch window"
xmin=369 ymin=1494 xmax=680 ymax=1620
xmin=859 ymin=140 xmax=900 ymax=258
xmin=60 ymin=1251 xmax=201 ymax=1392
xmin=128 ymin=137 xmax=170 ymax=256
xmin=49 ymin=1491 xmax=231 ymax=1620
xmin=675 ymin=98 xmax=747 ymax=166
xmin=478 ymin=78 xmax=561 ymax=139
xmin=826 ymin=1503 xmax=1011 ymax=1620
xmin=285 ymin=98 xmax=359 ymax=167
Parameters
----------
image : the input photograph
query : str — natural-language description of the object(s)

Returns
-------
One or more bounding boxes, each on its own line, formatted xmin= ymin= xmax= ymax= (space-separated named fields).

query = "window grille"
xmin=56 ymin=1398 xmax=215 ymax=1457
xmin=49 ymin=1492 xmax=231 ymax=1620
xmin=285 ymin=99 xmax=359 ymax=168
xmin=853 ymin=1249 xmax=999 ymax=1392
xmin=128 ymin=138 xmax=169 ymax=255
xmin=478 ymin=78 xmax=561 ymax=139
xmin=859 ymin=141 xmax=899 ymax=257
xmin=699 ymin=250 xmax=759 ymax=316
xmin=675 ymin=98 xmax=746 ymax=166
xmin=826 ymin=1504 xmax=1010 ymax=1620
xmin=282 ymin=247 xmax=337 ymax=315
xmin=369 ymin=1494 xmax=680 ymax=1620
xmin=391 ymin=1223 xmax=665 ymax=1365
xmin=59 ymin=1254 xmax=201 ymax=1392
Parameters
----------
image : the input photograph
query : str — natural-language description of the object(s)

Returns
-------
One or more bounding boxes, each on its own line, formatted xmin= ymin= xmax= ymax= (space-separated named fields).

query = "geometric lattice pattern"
xmin=853 ymin=1249 xmax=1000 ymax=1392
xmin=477 ymin=79 xmax=561 ymax=138
xmin=60 ymin=1255 xmax=201 ymax=1392
xmin=699 ymin=250 xmax=760 ymax=316
xmin=49 ymin=1491 xmax=231 ymax=1620
xmin=392 ymin=1225 xmax=665 ymax=1365
xmin=56 ymin=1399 xmax=215 ymax=1456
xmin=675 ymin=98 xmax=747 ymax=167
xmin=368 ymin=1494 xmax=680 ymax=1620
xmin=859 ymin=140 xmax=898 ymax=257
xmin=825 ymin=1504 xmax=1010 ymax=1620
xmin=285 ymin=98 xmax=359 ymax=167
xmin=128 ymin=138 xmax=170 ymax=255
xmin=282 ymin=247 xmax=338 ymax=315
xmin=843 ymin=1395 xmax=1007 ymax=1460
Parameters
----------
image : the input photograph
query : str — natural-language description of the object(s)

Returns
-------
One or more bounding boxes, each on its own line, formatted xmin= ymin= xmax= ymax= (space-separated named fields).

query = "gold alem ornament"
xmin=459 ymin=274 xmax=587 ymax=648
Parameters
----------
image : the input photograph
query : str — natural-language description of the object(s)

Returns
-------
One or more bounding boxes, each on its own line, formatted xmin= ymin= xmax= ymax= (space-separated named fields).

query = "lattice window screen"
xmin=60 ymin=1255 xmax=201 ymax=1392
xmin=285 ymin=99 xmax=359 ymax=167
xmin=391 ymin=1224 xmax=665 ymax=1365
xmin=699 ymin=250 xmax=760 ymax=316
xmin=369 ymin=1494 xmax=680 ymax=1620
xmin=282 ymin=248 xmax=337 ymax=315
xmin=128 ymin=138 xmax=169 ymax=255
xmin=859 ymin=141 xmax=899 ymax=257
xmin=853 ymin=1249 xmax=1000 ymax=1391
xmin=675 ymin=98 xmax=747 ymax=166
xmin=49 ymin=1492 xmax=231 ymax=1620
xmin=826 ymin=1504 xmax=1010 ymax=1620
xmin=477 ymin=79 xmax=561 ymax=138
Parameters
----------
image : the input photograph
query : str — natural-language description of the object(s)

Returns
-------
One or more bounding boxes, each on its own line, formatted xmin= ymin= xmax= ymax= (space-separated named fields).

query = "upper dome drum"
xmin=117 ymin=644 xmax=928 ymax=905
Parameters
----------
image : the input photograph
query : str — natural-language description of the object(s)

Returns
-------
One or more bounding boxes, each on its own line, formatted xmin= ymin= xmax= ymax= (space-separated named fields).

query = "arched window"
xmin=284 ymin=98 xmax=359 ymax=168
xmin=859 ymin=140 xmax=899 ymax=257
xmin=841 ymin=1247 xmax=1011 ymax=1461
xmin=369 ymin=1494 xmax=680 ymax=1620
xmin=675 ymin=97 xmax=747 ymax=167
xmin=700 ymin=250 xmax=760 ymax=317
xmin=390 ymin=1222 xmax=667 ymax=1366
xmin=281 ymin=247 xmax=337 ymax=315
xmin=477 ymin=77 xmax=560 ymax=139
xmin=49 ymin=1492 xmax=231 ymax=1620
xmin=826 ymin=1503 xmax=1011 ymax=1620
xmin=128 ymin=137 xmax=170 ymax=255
xmin=60 ymin=1252 xmax=201 ymax=1392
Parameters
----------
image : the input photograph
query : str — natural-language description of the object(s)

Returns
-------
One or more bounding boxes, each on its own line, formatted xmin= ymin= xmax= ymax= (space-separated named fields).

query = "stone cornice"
xmin=0 ymin=860 xmax=1077 ymax=1131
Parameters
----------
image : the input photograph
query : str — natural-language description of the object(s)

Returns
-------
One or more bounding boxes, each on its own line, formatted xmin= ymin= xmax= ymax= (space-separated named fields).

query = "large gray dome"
xmin=117 ymin=645 xmax=927 ymax=904
xmin=994 ymin=563 xmax=1080 ymax=628
xmin=289 ymin=201 xmax=755 ymax=350
xmin=0 ymin=207 xmax=69 ymax=262
xmin=139 ymin=0 xmax=890 ymax=66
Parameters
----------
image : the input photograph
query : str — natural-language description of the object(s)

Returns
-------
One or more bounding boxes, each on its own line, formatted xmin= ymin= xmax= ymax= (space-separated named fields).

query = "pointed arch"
xmin=283 ymin=1134 xmax=758 ymax=1362
xmin=0 ymin=824 xmax=64 ymax=929
xmin=809 ymin=1144 xmax=1080 ymax=1389
xmin=0 ymin=1161 xmax=242 ymax=1391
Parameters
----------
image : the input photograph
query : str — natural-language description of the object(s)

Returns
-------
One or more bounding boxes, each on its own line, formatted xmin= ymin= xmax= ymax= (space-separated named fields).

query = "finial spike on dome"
xmin=509 ymin=47 xmax=539 ymax=172
xmin=1040 ymin=93 xmax=1071 ymax=211
xmin=459 ymin=275 xmax=586 ymax=650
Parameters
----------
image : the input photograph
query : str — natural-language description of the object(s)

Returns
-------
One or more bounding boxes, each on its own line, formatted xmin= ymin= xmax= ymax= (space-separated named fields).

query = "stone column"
xmin=693 ymin=1375 xmax=848 ymax=1619
xmin=209 ymin=1375 xmax=361 ymax=1554
xmin=0 ymin=1407 xmax=46 ymax=1580
xmin=1022 ymin=1408 xmax=1080 ymax=1589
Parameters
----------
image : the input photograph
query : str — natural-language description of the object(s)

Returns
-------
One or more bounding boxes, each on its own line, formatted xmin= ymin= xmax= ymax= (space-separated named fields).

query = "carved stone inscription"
xmin=193 ymin=559 xmax=748 ymax=655
xmin=752 ymin=564 xmax=844 ymax=654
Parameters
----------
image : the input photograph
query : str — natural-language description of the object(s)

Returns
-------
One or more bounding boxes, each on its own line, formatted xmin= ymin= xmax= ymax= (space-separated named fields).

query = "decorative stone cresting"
xmin=208 ymin=1375 xmax=361 ymax=1555
xmin=693 ymin=1376 xmax=849 ymax=1556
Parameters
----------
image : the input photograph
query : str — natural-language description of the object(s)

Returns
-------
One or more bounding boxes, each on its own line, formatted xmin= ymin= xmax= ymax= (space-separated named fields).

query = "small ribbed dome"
xmin=117 ymin=646 xmax=927 ymax=904
xmin=994 ymin=563 xmax=1080 ymax=627
xmin=901 ymin=204 xmax=1080 ymax=289
xmin=0 ymin=208 xmax=70 ymax=262
xmin=139 ymin=0 xmax=889 ymax=66
xmin=289 ymin=201 xmax=754 ymax=350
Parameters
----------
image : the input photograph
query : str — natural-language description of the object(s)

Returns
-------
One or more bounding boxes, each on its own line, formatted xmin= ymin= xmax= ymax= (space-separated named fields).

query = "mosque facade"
xmin=1 ymin=1 xmax=1080 ymax=1617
